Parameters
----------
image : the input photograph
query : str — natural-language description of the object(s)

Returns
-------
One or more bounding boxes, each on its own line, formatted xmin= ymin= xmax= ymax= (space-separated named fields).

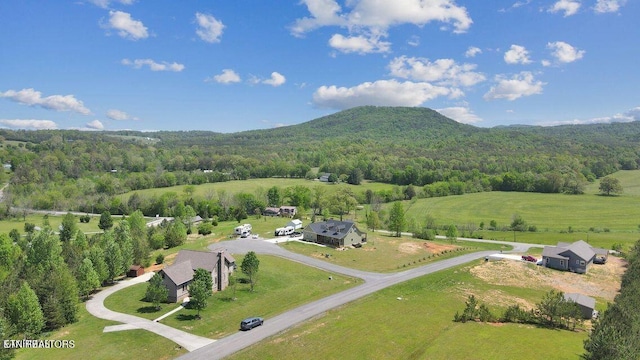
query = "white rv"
xmin=274 ymin=226 xmax=295 ymax=236
xmin=235 ymin=223 xmax=252 ymax=237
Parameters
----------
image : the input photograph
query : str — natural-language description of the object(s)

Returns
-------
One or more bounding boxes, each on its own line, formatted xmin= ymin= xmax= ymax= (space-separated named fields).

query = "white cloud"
xmin=548 ymin=0 xmax=581 ymax=17
xmin=547 ymin=41 xmax=585 ymax=63
xmin=121 ymin=59 xmax=185 ymax=72
xmin=290 ymin=0 xmax=348 ymax=36
xmin=407 ymin=35 xmax=420 ymax=47
xmin=0 ymin=119 xmax=57 ymax=130
xmin=540 ymin=107 xmax=640 ymax=126
xmin=208 ymin=69 xmax=241 ymax=84
xmin=106 ymin=109 xmax=138 ymax=121
xmin=312 ymin=79 xmax=454 ymax=109
xmin=483 ymin=71 xmax=545 ymax=101
xmin=87 ymin=0 xmax=135 ymax=8
xmin=504 ymin=45 xmax=532 ymax=64
xmin=0 ymin=88 xmax=91 ymax=115
xmin=291 ymin=0 xmax=473 ymax=52
xmin=263 ymin=72 xmax=286 ymax=87
xmin=594 ymin=0 xmax=626 ymax=13
xmin=465 ymin=46 xmax=482 ymax=58
xmin=328 ymin=33 xmax=391 ymax=54
xmin=388 ymin=56 xmax=485 ymax=87
xmin=86 ymin=120 xmax=105 ymax=130
xmin=436 ymin=106 xmax=482 ymax=124
xmin=195 ymin=12 xmax=225 ymax=43
xmin=104 ymin=11 xmax=148 ymax=40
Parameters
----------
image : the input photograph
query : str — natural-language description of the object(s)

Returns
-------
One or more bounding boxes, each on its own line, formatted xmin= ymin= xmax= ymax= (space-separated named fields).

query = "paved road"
xmin=178 ymin=238 xmax=501 ymax=360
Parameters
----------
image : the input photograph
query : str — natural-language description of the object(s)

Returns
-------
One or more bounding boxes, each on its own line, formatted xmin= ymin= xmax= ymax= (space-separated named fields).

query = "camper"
xmin=274 ymin=226 xmax=295 ymax=236
xmin=235 ymin=224 xmax=252 ymax=236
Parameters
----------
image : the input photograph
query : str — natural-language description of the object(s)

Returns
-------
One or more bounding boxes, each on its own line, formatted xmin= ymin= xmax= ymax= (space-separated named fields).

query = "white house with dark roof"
xmin=303 ymin=220 xmax=366 ymax=247
xmin=541 ymin=240 xmax=605 ymax=274
xmin=159 ymin=249 xmax=235 ymax=302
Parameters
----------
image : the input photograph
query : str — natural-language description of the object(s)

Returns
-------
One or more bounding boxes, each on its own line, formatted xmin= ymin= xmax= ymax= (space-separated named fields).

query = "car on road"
xmin=240 ymin=317 xmax=264 ymax=331
xmin=521 ymin=255 xmax=537 ymax=262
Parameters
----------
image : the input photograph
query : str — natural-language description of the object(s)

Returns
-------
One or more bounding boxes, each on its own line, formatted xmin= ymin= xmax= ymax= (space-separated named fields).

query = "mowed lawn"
xmin=104 ymin=255 xmax=362 ymax=339
xmin=229 ymin=262 xmax=587 ymax=360
xmin=15 ymin=306 xmax=187 ymax=360
xmin=396 ymin=190 xmax=640 ymax=233
xmin=279 ymin=236 xmax=507 ymax=272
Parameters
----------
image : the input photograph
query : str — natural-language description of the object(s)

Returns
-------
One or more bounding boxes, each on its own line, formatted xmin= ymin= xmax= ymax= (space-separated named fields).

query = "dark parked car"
xmin=240 ymin=317 xmax=263 ymax=331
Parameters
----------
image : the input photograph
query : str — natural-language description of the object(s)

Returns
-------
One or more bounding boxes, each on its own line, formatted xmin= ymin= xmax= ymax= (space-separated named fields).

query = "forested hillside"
xmin=0 ymin=106 xmax=639 ymax=216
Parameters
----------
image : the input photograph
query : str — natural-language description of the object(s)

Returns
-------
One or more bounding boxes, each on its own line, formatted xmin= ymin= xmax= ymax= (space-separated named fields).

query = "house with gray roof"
xmin=564 ymin=293 xmax=596 ymax=319
xmin=159 ymin=249 xmax=235 ymax=302
xmin=303 ymin=220 xmax=367 ymax=248
xmin=541 ymin=240 xmax=604 ymax=274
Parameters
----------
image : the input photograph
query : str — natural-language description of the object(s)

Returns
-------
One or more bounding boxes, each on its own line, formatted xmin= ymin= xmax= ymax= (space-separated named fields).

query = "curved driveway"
xmin=85 ymin=272 xmax=215 ymax=351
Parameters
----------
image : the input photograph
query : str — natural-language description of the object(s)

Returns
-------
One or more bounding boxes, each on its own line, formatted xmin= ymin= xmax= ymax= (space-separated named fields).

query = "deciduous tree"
xmin=241 ymin=251 xmax=260 ymax=292
xmin=388 ymin=202 xmax=405 ymax=237
xmin=145 ymin=273 xmax=168 ymax=310
xmin=599 ymin=176 xmax=623 ymax=196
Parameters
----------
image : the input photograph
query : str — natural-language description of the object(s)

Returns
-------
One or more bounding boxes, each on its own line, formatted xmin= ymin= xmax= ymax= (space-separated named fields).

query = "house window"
xmin=560 ymin=260 xmax=564 ymax=267
xmin=580 ymin=260 xmax=585 ymax=266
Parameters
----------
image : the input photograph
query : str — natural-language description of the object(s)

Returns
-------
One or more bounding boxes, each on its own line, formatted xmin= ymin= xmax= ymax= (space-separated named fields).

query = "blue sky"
xmin=0 ymin=0 xmax=638 ymax=132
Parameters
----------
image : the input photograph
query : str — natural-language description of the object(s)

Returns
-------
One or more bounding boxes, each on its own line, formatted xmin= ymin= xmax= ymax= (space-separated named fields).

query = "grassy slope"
xmin=229 ymin=262 xmax=586 ymax=360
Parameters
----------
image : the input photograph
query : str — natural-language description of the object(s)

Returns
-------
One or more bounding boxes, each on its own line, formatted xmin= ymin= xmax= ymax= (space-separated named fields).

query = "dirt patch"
xmin=398 ymin=241 xmax=459 ymax=255
xmin=145 ymin=252 xmax=178 ymax=273
xmin=424 ymin=242 xmax=459 ymax=254
xmin=470 ymin=256 xmax=625 ymax=302
xmin=398 ymin=242 xmax=422 ymax=254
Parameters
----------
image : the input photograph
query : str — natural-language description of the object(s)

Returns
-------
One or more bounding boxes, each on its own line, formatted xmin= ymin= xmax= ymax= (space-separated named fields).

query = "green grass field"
xmin=14 ymin=306 xmax=187 ymax=360
xmin=279 ymin=237 xmax=507 ymax=272
xmin=104 ymin=255 xmax=362 ymax=339
xmin=117 ymin=178 xmax=395 ymax=202
xmin=229 ymin=261 xmax=586 ymax=360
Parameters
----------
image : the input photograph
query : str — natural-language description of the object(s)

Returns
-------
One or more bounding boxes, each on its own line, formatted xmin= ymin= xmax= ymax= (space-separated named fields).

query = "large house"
xmin=159 ymin=249 xmax=235 ymax=302
xmin=541 ymin=240 xmax=606 ymax=274
xmin=302 ymin=220 xmax=367 ymax=248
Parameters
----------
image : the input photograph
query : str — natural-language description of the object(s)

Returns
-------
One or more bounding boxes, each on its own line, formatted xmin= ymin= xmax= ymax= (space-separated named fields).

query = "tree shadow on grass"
xmin=137 ymin=306 xmax=161 ymax=314
xmin=176 ymin=314 xmax=200 ymax=321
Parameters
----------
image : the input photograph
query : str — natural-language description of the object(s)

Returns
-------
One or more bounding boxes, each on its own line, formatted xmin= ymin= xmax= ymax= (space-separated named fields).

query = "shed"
xmin=127 ymin=265 xmax=145 ymax=277
xmin=287 ymin=219 xmax=303 ymax=230
xmin=564 ymin=293 xmax=596 ymax=319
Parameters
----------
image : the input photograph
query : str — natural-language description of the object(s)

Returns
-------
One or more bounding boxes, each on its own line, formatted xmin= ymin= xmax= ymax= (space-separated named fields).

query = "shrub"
xmin=155 ymin=254 xmax=165 ymax=265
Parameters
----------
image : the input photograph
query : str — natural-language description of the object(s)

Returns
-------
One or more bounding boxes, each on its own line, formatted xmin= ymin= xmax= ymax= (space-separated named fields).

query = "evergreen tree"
xmin=59 ymin=212 xmax=77 ymax=243
xmin=77 ymin=258 xmax=101 ymax=299
xmin=98 ymin=211 xmax=114 ymax=231
xmin=5 ymin=282 xmax=44 ymax=337
xmin=103 ymin=235 xmax=124 ymax=283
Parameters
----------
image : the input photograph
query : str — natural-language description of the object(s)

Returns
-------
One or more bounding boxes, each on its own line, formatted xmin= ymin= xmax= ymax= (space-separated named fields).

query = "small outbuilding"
xmin=127 ymin=265 xmax=145 ymax=277
xmin=564 ymin=293 xmax=596 ymax=319
xmin=287 ymin=219 xmax=303 ymax=230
